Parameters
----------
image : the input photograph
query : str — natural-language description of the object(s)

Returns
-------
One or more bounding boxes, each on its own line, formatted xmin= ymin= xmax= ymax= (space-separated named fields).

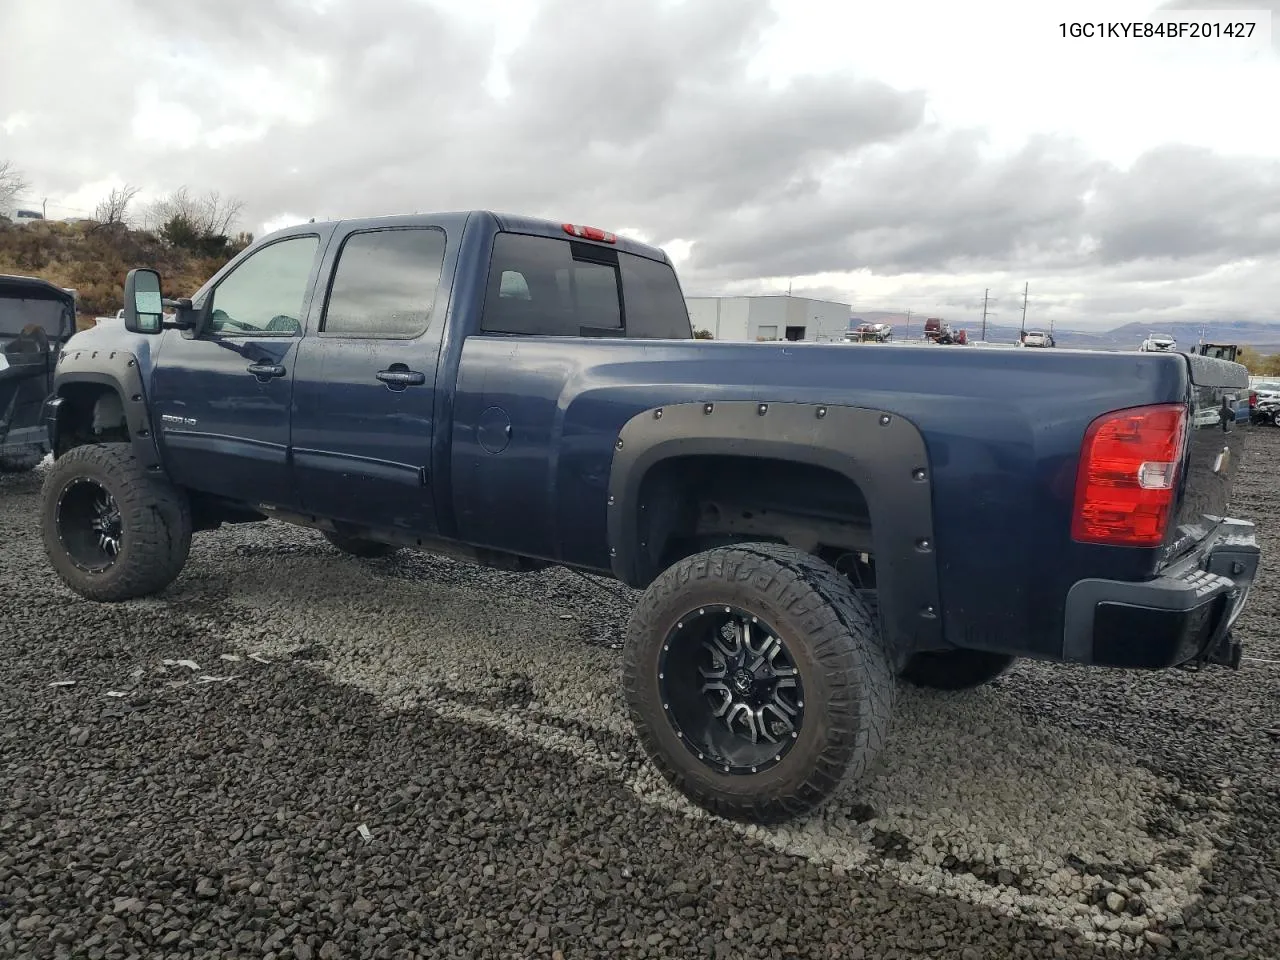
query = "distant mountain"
xmin=844 ymin=312 xmax=1280 ymax=353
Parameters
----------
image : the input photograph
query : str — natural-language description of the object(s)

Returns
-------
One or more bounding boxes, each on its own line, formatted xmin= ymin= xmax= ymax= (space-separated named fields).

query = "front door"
xmin=290 ymin=224 xmax=449 ymax=534
xmin=150 ymin=231 xmax=327 ymax=508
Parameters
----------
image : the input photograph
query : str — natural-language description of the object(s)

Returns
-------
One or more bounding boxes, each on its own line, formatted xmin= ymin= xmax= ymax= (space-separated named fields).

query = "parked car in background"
xmin=1022 ymin=330 xmax=1055 ymax=348
xmin=0 ymin=274 xmax=77 ymax=472
xmin=1249 ymin=377 xmax=1280 ymax=426
xmin=1249 ymin=377 xmax=1280 ymax=402
xmin=1140 ymin=334 xmax=1178 ymax=352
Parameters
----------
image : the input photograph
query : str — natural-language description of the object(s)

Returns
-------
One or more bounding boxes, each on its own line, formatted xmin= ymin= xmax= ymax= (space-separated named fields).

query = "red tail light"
xmin=562 ymin=223 xmax=617 ymax=243
xmin=1249 ymin=391 xmax=1258 ymax=409
xmin=1071 ymin=403 xmax=1188 ymax=547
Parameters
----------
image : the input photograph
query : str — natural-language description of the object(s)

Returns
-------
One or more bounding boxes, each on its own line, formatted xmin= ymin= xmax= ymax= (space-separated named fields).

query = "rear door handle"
xmin=247 ymin=362 xmax=286 ymax=380
xmin=376 ymin=368 xmax=427 ymax=389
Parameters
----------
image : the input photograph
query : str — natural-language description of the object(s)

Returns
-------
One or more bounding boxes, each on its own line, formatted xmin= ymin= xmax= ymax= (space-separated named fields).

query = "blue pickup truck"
xmin=37 ymin=211 xmax=1260 ymax=822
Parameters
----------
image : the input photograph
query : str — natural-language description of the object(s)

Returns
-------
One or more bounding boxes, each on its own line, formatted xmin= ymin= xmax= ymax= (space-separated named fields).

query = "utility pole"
xmin=981 ymin=288 xmax=990 ymax=342
xmin=1019 ymin=282 xmax=1028 ymax=341
xmin=904 ymin=308 xmax=911 ymax=338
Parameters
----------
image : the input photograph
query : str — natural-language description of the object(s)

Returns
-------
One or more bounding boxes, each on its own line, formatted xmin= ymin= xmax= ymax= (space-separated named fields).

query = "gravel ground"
xmin=2 ymin=429 xmax=1278 ymax=960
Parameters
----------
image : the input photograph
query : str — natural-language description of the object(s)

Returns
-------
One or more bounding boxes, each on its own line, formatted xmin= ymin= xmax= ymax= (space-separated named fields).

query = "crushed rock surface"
xmin=1 ymin=430 xmax=1277 ymax=959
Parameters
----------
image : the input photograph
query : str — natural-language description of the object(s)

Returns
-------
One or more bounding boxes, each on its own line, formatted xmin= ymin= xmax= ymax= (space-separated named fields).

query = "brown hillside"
xmin=0 ymin=219 xmax=243 ymax=330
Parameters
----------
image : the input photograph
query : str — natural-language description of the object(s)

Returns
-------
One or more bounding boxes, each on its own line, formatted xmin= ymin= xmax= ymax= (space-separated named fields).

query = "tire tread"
xmin=622 ymin=541 xmax=895 ymax=823
xmin=40 ymin=443 xmax=191 ymax=602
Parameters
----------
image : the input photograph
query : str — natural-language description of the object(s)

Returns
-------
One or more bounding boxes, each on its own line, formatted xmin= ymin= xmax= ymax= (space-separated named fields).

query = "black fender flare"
xmin=46 ymin=347 xmax=164 ymax=473
xmin=606 ymin=400 xmax=944 ymax=658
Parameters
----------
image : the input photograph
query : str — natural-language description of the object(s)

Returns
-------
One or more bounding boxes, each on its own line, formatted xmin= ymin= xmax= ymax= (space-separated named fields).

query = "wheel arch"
xmin=606 ymin=400 xmax=945 ymax=659
xmin=46 ymin=347 xmax=163 ymax=473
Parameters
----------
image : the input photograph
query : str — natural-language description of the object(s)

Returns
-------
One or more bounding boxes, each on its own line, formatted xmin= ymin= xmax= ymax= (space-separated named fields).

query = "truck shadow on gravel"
xmin=5 ymin=455 xmax=1260 ymax=955
xmin=143 ymin=523 xmax=1234 ymax=953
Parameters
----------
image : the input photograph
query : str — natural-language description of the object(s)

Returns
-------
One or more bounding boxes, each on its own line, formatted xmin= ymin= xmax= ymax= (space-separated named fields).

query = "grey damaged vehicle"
xmin=0 ymin=275 xmax=77 ymax=473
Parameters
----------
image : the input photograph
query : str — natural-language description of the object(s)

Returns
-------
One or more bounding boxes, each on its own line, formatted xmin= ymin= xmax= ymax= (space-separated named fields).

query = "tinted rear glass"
xmin=482 ymin=232 xmax=689 ymax=339
xmin=619 ymin=252 xmax=692 ymax=339
xmin=0 ymin=296 xmax=68 ymax=339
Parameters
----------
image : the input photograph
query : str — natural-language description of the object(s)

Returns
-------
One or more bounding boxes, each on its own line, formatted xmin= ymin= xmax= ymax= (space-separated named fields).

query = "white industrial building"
xmin=685 ymin=295 xmax=850 ymax=342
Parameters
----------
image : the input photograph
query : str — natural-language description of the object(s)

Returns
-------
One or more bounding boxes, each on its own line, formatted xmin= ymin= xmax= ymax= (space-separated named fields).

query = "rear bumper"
xmin=1063 ymin=518 xmax=1260 ymax=669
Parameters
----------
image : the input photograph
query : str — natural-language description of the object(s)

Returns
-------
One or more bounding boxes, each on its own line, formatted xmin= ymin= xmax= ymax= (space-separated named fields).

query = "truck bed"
xmin=448 ymin=337 xmax=1248 ymax=664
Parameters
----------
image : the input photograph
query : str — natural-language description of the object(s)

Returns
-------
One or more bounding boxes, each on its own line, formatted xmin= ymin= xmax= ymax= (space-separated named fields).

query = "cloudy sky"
xmin=2 ymin=0 xmax=1278 ymax=333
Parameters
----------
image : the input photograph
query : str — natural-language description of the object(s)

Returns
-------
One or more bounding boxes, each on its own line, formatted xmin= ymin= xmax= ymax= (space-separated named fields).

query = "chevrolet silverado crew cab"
xmin=38 ymin=211 xmax=1260 ymax=823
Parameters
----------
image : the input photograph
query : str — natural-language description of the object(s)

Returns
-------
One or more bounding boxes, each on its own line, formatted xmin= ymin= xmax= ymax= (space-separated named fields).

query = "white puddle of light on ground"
xmin=185 ymin=545 xmax=1230 ymax=951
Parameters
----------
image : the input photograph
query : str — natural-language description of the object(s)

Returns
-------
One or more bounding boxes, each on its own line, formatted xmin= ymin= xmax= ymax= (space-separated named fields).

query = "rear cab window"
xmin=480 ymin=232 xmax=692 ymax=340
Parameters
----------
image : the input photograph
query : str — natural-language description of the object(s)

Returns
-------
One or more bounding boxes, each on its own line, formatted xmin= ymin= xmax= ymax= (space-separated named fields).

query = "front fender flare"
xmin=49 ymin=346 xmax=163 ymax=473
xmin=606 ymin=400 xmax=944 ymax=657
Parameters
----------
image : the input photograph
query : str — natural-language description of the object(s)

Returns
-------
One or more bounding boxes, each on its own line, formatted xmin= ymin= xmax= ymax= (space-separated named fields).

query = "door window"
xmin=206 ymin=235 xmax=319 ymax=336
xmin=321 ymin=227 xmax=447 ymax=338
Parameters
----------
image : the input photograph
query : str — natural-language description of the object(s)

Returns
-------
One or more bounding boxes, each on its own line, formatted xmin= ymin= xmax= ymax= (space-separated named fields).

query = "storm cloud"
xmin=1 ymin=0 xmax=1278 ymax=331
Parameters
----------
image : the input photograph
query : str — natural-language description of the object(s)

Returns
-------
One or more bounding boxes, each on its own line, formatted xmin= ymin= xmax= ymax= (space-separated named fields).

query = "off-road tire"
xmin=622 ymin=541 xmax=895 ymax=823
xmin=322 ymin=530 xmax=400 ymax=559
xmin=40 ymin=442 xmax=192 ymax=602
xmin=0 ymin=447 xmax=44 ymax=473
xmin=899 ymin=649 xmax=1016 ymax=691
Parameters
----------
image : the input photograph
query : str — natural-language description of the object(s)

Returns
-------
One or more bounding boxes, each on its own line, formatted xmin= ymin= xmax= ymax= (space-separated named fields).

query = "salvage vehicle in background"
xmin=0 ymin=275 xmax=76 ymax=472
xmin=35 ymin=210 xmax=1262 ymax=824
xmin=1195 ymin=342 xmax=1239 ymax=362
xmin=846 ymin=321 xmax=893 ymax=343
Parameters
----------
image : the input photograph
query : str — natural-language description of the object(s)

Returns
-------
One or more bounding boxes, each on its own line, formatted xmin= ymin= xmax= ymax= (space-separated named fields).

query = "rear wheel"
xmin=40 ymin=442 xmax=192 ymax=601
xmin=322 ymin=530 xmax=400 ymax=559
xmin=1272 ymin=410 xmax=1280 ymax=428
xmin=899 ymin=649 xmax=1016 ymax=690
xmin=0 ymin=446 xmax=44 ymax=473
xmin=622 ymin=542 xmax=895 ymax=823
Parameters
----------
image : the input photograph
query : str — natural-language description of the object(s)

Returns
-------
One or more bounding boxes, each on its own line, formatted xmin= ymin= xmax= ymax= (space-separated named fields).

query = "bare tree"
xmin=144 ymin=186 xmax=245 ymax=236
xmin=0 ymin=160 xmax=28 ymax=209
xmin=198 ymin=190 xmax=245 ymax=236
xmin=93 ymin=184 xmax=141 ymax=226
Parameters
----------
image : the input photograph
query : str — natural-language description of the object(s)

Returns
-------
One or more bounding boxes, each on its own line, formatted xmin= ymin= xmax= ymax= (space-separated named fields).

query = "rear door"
xmin=450 ymin=230 xmax=691 ymax=560
xmin=150 ymin=230 xmax=326 ymax=508
xmin=289 ymin=223 xmax=451 ymax=534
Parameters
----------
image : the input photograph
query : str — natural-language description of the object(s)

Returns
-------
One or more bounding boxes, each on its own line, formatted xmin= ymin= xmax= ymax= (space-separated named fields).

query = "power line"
xmin=1019 ymin=282 xmax=1029 ymax=340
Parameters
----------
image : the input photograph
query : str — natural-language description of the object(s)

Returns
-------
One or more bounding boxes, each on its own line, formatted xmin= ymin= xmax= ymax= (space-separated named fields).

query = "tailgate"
xmin=1169 ymin=353 xmax=1251 ymax=555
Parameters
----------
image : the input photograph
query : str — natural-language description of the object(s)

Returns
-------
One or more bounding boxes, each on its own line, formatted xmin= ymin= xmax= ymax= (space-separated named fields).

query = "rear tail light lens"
xmin=1249 ymin=391 xmax=1258 ymax=409
xmin=1071 ymin=403 xmax=1188 ymax=547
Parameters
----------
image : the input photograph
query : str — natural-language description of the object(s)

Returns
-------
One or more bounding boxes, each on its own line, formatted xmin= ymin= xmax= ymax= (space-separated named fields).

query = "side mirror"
xmin=123 ymin=268 xmax=164 ymax=335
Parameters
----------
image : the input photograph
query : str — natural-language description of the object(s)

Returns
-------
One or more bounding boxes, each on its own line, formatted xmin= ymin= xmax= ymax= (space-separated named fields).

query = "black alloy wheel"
xmin=56 ymin=478 xmax=124 ymax=571
xmin=658 ymin=605 xmax=805 ymax=776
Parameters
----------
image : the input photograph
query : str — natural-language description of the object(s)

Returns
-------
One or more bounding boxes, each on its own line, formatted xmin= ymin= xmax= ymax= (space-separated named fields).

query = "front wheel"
xmin=622 ymin=542 xmax=895 ymax=823
xmin=40 ymin=442 xmax=192 ymax=601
